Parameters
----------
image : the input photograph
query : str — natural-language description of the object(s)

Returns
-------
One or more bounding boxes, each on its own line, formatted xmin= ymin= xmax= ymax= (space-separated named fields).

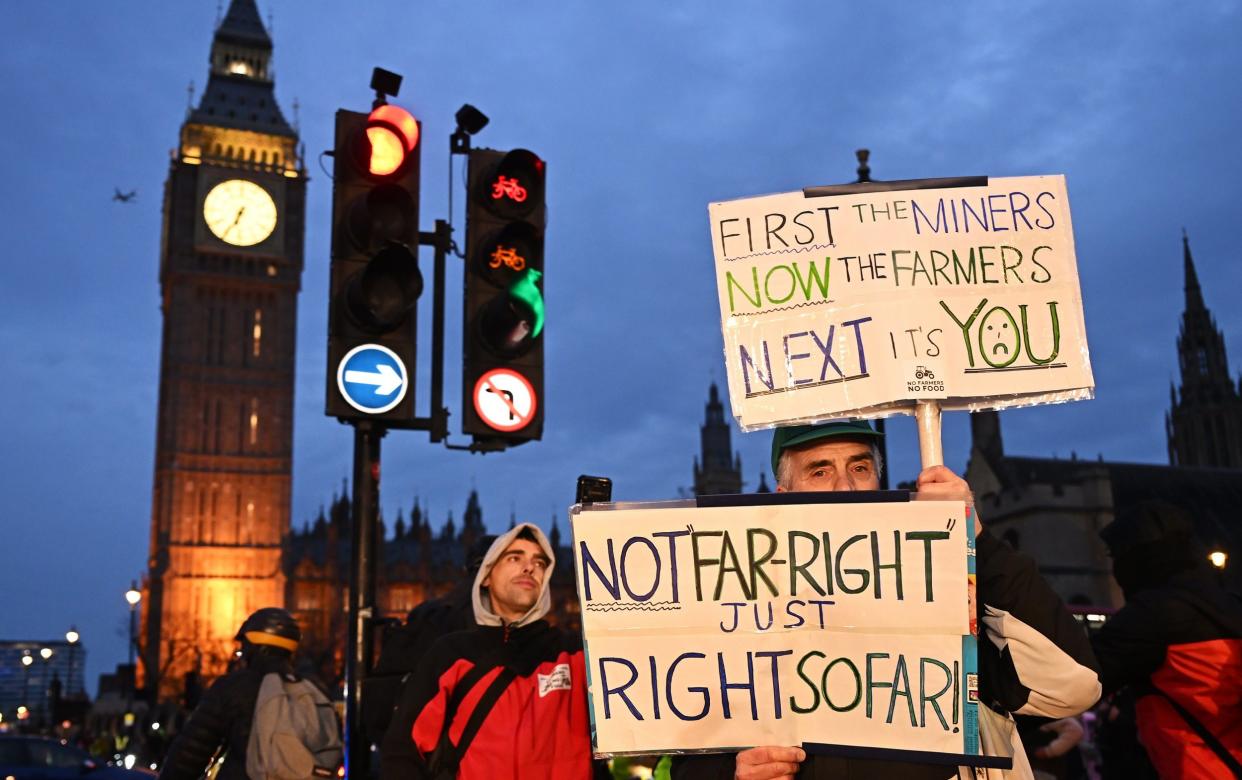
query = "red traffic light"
xmin=475 ymin=149 xmax=544 ymax=219
xmin=361 ymin=104 xmax=420 ymax=177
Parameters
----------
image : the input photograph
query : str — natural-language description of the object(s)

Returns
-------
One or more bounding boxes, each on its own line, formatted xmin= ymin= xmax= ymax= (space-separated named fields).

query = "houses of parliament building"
xmin=137 ymin=0 xmax=1240 ymax=700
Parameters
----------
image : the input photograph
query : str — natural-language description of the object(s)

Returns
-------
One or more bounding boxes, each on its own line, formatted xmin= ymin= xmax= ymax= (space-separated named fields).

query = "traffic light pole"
xmin=345 ymin=420 xmax=384 ymax=780
xmin=341 ymin=220 xmax=450 ymax=779
xmin=426 ymin=219 xmax=450 ymax=443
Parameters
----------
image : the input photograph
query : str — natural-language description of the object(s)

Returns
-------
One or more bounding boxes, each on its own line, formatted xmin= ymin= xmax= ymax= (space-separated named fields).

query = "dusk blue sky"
xmin=3 ymin=2 xmax=1240 ymax=693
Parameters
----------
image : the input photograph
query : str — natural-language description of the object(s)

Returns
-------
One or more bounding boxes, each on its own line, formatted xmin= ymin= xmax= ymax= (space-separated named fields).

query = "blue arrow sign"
xmin=336 ymin=344 xmax=409 ymax=414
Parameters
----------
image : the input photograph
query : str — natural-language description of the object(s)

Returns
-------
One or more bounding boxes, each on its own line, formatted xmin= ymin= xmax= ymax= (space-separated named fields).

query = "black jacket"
xmin=363 ymin=586 xmax=477 ymax=742
xmin=672 ymin=529 xmax=1101 ymax=779
xmin=159 ymin=653 xmax=292 ymax=780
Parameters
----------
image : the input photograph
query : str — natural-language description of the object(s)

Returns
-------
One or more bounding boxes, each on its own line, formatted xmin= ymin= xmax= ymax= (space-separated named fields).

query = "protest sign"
xmin=708 ymin=176 xmax=1093 ymax=430
xmin=572 ymin=495 xmax=992 ymax=765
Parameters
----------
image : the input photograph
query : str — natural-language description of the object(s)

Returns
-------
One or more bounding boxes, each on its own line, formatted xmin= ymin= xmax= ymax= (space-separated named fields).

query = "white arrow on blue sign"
xmin=336 ymin=344 xmax=409 ymax=414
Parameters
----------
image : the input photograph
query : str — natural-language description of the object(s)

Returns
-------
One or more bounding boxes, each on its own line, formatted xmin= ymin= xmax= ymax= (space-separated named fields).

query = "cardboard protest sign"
xmin=572 ymin=496 xmax=991 ymax=765
xmin=708 ymin=176 xmax=1093 ymax=430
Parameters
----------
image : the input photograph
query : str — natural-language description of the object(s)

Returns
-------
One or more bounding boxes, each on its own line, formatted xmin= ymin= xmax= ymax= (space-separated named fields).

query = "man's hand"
xmin=1033 ymin=717 xmax=1084 ymax=759
xmin=734 ymin=746 xmax=805 ymax=780
xmin=914 ymin=465 xmax=982 ymax=536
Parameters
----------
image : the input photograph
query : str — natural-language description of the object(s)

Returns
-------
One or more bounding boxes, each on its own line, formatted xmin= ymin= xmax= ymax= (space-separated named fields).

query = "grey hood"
xmin=472 ymin=522 xmax=555 ymax=627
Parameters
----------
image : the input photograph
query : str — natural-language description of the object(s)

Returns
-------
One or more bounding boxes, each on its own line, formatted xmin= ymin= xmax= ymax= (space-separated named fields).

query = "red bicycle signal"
xmin=491 ymin=175 xmax=528 ymax=202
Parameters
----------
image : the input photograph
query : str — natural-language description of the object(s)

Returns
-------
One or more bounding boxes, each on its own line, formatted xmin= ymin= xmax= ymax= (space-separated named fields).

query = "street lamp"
xmin=124 ymin=582 xmax=142 ymax=731
xmin=65 ymin=627 xmax=79 ymax=698
xmin=35 ymin=648 xmax=54 ymax=727
xmin=21 ymin=652 xmax=33 ymax=718
xmin=124 ymin=581 xmax=141 ymax=690
xmin=1209 ymin=550 xmax=1228 ymax=569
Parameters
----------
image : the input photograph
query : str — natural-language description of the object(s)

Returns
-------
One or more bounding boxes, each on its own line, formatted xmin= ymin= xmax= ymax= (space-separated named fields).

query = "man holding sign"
xmin=670 ymin=421 xmax=1100 ymax=780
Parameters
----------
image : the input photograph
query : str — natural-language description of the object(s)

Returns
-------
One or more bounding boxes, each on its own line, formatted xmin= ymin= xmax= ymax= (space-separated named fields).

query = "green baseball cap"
xmin=770 ymin=420 xmax=884 ymax=476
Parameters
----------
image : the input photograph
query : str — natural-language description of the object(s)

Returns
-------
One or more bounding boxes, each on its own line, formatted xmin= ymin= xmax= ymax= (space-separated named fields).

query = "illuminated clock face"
xmin=203 ymin=179 xmax=278 ymax=247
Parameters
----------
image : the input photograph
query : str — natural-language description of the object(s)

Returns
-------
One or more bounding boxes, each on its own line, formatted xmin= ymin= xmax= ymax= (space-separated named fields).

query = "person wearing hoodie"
xmin=378 ymin=523 xmax=595 ymax=780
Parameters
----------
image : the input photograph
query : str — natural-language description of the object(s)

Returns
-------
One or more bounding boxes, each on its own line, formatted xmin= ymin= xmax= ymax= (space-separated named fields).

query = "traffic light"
xmin=462 ymin=148 xmax=546 ymax=443
xmin=326 ymin=104 xmax=423 ymax=421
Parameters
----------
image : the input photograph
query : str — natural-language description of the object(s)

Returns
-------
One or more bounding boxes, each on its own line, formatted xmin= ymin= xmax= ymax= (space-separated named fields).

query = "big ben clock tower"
xmin=143 ymin=0 xmax=305 ymax=698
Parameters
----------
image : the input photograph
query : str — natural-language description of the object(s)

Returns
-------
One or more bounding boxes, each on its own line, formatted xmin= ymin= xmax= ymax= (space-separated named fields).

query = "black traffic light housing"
xmin=461 ymin=148 xmax=546 ymax=443
xmin=326 ymin=105 xmax=423 ymax=421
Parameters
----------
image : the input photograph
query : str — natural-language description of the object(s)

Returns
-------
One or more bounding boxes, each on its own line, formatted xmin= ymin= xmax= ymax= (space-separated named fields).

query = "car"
xmin=0 ymin=735 xmax=155 ymax=780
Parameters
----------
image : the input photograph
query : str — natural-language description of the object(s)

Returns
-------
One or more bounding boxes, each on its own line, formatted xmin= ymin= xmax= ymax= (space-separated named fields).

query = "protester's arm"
xmin=1033 ymin=716 xmax=1084 ymax=760
xmin=157 ymin=677 xmax=235 ymax=780
xmin=973 ymin=528 xmax=1101 ymax=717
xmin=914 ymin=465 xmax=982 ymax=535
xmin=913 ymin=465 xmax=1100 ymax=717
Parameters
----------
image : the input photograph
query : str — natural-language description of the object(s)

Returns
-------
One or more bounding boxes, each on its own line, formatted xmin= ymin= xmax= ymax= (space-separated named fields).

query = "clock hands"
xmin=204 ymin=180 xmax=275 ymax=245
xmin=223 ymin=206 xmax=247 ymax=239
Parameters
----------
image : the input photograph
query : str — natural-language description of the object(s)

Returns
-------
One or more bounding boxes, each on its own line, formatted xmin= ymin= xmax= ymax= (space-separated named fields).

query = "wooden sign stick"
xmin=915 ymin=400 xmax=944 ymax=469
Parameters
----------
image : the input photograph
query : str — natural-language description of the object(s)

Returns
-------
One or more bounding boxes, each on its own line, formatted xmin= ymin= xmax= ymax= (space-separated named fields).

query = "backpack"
xmin=246 ymin=672 xmax=343 ymax=780
xmin=363 ymin=595 xmax=474 ymax=742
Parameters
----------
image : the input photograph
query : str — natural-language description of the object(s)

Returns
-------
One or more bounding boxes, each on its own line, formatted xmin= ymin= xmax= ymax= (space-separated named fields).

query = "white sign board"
xmin=572 ymin=498 xmax=985 ymax=764
xmin=708 ymin=175 xmax=1093 ymax=430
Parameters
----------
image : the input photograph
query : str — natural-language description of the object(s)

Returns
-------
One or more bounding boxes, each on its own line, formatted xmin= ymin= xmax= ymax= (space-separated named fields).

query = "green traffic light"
xmin=510 ymin=268 xmax=544 ymax=339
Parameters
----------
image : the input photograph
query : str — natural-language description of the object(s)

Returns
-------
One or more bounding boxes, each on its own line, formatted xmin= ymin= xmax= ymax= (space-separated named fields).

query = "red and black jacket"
xmin=1094 ymin=569 xmax=1242 ymax=779
xmin=379 ymin=620 xmax=595 ymax=780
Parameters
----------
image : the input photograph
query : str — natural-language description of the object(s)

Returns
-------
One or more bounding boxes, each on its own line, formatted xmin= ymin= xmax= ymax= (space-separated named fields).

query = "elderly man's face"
xmin=777 ymin=438 xmax=880 ymax=492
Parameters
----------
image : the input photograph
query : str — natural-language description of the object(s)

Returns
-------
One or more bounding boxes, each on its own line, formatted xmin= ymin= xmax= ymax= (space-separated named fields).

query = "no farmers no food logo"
xmin=473 ymin=368 xmax=537 ymax=432
xmin=904 ymin=361 xmax=947 ymax=397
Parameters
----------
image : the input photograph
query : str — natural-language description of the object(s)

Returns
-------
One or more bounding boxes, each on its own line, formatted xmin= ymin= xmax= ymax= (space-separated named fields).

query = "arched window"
xmin=249 ymin=397 xmax=259 ymax=446
xmin=251 ymin=308 xmax=262 ymax=358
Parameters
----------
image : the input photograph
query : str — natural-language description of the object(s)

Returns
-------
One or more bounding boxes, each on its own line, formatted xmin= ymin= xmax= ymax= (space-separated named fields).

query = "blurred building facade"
xmin=966 ymin=234 xmax=1242 ymax=605
xmin=0 ymin=640 xmax=86 ymax=727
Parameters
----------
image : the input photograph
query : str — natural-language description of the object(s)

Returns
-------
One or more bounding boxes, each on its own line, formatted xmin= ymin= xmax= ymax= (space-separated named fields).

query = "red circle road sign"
xmin=472 ymin=368 xmax=537 ymax=432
